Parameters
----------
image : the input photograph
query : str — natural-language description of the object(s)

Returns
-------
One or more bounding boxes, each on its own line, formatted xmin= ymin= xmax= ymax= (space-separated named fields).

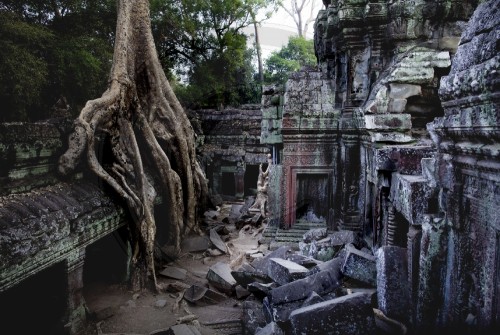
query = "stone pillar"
xmin=416 ymin=216 xmax=448 ymax=331
xmin=407 ymin=225 xmax=422 ymax=326
xmin=339 ymin=134 xmax=364 ymax=231
xmin=64 ymin=248 xmax=87 ymax=335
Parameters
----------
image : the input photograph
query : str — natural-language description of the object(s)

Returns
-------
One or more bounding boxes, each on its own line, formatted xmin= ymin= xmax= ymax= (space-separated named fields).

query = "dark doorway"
xmin=83 ymin=227 xmax=129 ymax=287
xmin=221 ymin=172 xmax=235 ymax=196
xmin=0 ymin=262 xmax=67 ymax=334
xmin=244 ymin=164 xmax=260 ymax=196
xmin=295 ymin=173 xmax=329 ymax=221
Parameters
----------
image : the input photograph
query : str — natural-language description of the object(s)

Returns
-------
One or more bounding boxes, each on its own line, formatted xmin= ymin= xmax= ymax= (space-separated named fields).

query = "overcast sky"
xmin=243 ymin=0 xmax=324 ymax=60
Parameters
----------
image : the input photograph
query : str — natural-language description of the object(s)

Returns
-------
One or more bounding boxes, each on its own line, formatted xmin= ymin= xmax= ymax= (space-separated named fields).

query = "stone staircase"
xmin=263 ymin=218 xmax=328 ymax=250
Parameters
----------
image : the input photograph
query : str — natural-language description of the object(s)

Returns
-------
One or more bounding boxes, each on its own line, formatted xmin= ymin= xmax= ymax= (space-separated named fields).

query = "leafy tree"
xmin=264 ymin=35 xmax=317 ymax=84
xmin=0 ymin=0 xmax=115 ymax=121
xmin=150 ymin=0 xmax=276 ymax=108
xmin=0 ymin=11 xmax=52 ymax=121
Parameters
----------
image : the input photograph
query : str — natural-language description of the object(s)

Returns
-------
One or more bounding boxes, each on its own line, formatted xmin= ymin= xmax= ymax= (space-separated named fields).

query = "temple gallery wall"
xmin=0 ymin=0 xmax=498 ymax=334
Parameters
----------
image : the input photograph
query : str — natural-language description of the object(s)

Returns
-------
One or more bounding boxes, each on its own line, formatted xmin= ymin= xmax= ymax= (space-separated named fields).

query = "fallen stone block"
xmin=209 ymin=228 xmax=227 ymax=253
xmin=303 ymin=228 xmax=328 ymax=243
xmin=286 ymin=254 xmax=323 ymax=268
xmin=289 ymin=292 xmax=376 ymax=335
xmin=263 ymin=296 xmax=303 ymax=325
xmin=270 ymin=270 xmax=341 ymax=305
xmin=247 ymin=282 xmax=277 ymax=299
xmin=251 ymin=246 xmax=292 ymax=273
xmin=183 ymin=284 xmax=226 ymax=305
xmin=235 ymin=285 xmax=251 ymax=299
xmin=159 ymin=266 xmax=187 ymax=280
xmin=255 ymin=321 xmax=284 ymax=335
xmin=302 ymin=291 xmax=324 ymax=307
xmin=329 ymin=230 xmax=362 ymax=247
xmin=342 ymin=244 xmax=377 ymax=287
xmin=181 ymin=236 xmax=211 ymax=253
xmin=268 ymin=258 xmax=309 ymax=285
xmin=149 ymin=324 xmax=201 ymax=335
xmin=377 ymin=246 xmax=410 ymax=322
xmin=231 ymin=269 xmax=272 ymax=287
xmin=206 ymin=262 xmax=237 ymax=293
xmin=307 ymin=253 xmax=345 ymax=279
xmin=242 ymin=298 xmax=267 ymax=334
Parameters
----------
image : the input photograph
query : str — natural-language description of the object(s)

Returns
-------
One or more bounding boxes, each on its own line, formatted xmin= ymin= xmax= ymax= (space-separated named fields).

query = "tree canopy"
xmin=151 ymin=0 xmax=277 ymax=108
xmin=0 ymin=0 xmax=116 ymax=121
xmin=264 ymin=35 xmax=317 ymax=84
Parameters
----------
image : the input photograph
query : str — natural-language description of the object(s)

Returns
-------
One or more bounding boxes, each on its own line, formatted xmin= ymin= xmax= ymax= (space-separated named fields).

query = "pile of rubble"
xmin=157 ymin=202 xmax=407 ymax=335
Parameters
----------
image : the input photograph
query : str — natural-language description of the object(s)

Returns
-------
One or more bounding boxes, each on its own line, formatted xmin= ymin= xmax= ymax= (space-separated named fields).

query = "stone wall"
xmin=193 ymin=105 xmax=269 ymax=199
xmin=265 ymin=0 xmax=498 ymax=331
xmin=0 ymin=120 xmax=128 ymax=334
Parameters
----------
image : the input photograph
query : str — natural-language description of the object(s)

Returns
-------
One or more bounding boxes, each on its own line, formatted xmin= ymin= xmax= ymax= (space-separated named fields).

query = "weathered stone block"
xmin=251 ymin=246 xmax=292 ymax=273
xmin=242 ymin=298 xmax=267 ymax=334
xmin=269 ymin=270 xmax=341 ymax=305
xmin=247 ymin=282 xmax=277 ymax=298
xmin=365 ymin=114 xmax=412 ymax=131
xmin=268 ymin=258 xmax=309 ymax=285
xmin=159 ymin=266 xmax=187 ymax=280
xmin=303 ymin=228 xmax=328 ymax=243
xmin=180 ymin=236 xmax=211 ymax=253
xmin=255 ymin=321 xmax=284 ymax=335
xmin=263 ymin=296 xmax=303 ymax=325
xmin=390 ymin=173 xmax=430 ymax=225
xmin=377 ymin=246 xmax=410 ymax=322
xmin=342 ymin=244 xmax=377 ymax=287
xmin=206 ymin=262 xmax=237 ymax=293
xmin=389 ymin=84 xmax=422 ymax=99
xmin=288 ymin=292 xmax=376 ymax=335
xmin=209 ymin=228 xmax=227 ymax=253
xmin=302 ymin=291 xmax=324 ymax=307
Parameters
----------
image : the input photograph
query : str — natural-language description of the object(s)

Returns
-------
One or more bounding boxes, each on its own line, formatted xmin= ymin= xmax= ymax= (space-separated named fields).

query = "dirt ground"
xmin=82 ymin=202 xmax=266 ymax=335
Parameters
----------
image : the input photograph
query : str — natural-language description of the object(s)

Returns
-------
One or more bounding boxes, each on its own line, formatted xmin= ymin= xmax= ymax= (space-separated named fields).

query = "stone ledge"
xmin=0 ymin=181 xmax=126 ymax=292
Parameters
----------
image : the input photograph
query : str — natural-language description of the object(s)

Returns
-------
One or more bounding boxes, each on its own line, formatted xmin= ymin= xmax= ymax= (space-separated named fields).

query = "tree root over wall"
xmin=58 ymin=0 xmax=207 ymax=290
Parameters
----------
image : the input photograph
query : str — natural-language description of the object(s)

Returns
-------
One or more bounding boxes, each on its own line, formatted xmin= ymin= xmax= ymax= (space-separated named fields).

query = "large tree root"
xmin=59 ymin=0 xmax=207 ymax=290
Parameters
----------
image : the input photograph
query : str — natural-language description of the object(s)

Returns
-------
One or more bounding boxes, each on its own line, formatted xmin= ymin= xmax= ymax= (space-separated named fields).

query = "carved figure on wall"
xmin=251 ymin=154 xmax=272 ymax=217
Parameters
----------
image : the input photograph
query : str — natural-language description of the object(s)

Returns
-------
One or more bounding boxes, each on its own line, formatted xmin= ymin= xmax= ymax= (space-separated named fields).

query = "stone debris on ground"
xmin=180 ymin=236 xmax=211 ymax=253
xmin=159 ymin=266 xmax=187 ymax=280
xmin=182 ymin=285 xmax=226 ymax=306
xmin=288 ymin=292 xmax=376 ymax=334
xmin=267 ymin=258 xmax=309 ymax=285
xmin=149 ymin=324 xmax=202 ymax=335
xmin=209 ymin=228 xmax=228 ymax=254
xmin=206 ymin=262 xmax=237 ymax=293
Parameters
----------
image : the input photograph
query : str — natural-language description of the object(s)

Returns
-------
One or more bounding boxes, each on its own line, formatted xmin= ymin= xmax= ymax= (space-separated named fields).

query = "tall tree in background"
xmin=59 ymin=0 xmax=207 ymax=290
xmin=278 ymin=0 xmax=321 ymax=37
xmin=151 ymin=0 xmax=273 ymax=108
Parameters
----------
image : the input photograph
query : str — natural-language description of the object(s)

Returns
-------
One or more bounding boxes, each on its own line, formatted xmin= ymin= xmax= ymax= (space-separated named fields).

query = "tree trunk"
xmin=253 ymin=19 xmax=264 ymax=84
xmin=58 ymin=0 xmax=207 ymax=291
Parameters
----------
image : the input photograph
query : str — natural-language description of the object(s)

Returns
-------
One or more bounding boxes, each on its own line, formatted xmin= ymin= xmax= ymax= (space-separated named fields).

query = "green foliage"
xmin=0 ymin=0 xmax=115 ymax=121
xmin=264 ymin=35 xmax=317 ymax=84
xmin=0 ymin=12 xmax=52 ymax=121
xmin=150 ymin=0 xmax=275 ymax=108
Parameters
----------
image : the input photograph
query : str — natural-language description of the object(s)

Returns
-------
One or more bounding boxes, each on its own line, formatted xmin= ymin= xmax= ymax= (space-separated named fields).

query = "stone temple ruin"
xmin=0 ymin=0 xmax=499 ymax=334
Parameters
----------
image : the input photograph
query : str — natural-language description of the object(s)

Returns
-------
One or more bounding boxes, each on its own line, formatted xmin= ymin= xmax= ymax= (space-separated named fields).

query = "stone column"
xmin=416 ymin=216 xmax=448 ymax=331
xmin=64 ymin=248 xmax=87 ymax=335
